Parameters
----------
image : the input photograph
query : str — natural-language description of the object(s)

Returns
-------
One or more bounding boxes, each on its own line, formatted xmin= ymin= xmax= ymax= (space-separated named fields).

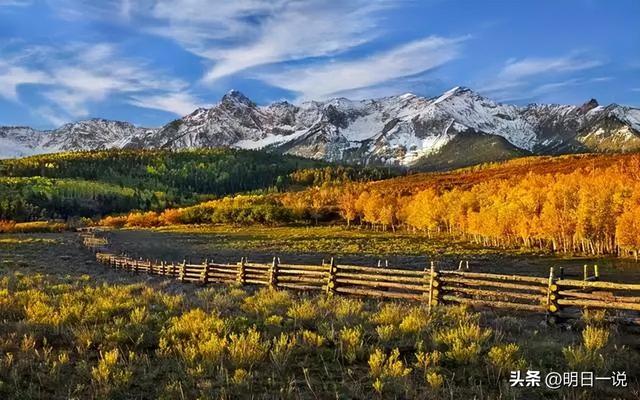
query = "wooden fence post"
xmin=269 ymin=257 xmax=279 ymax=288
xmin=179 ymin=259 xmax=186 ymax=282
xmin=237 ymin=257 xmax=247 ymax=285
xmin=326 ymin=257 xmax=337 ymax=295
xmin=427 ymin=261 xmax=440 ymax=313
xmin=423 ymin=264 xmax=430 ymax=303
xmin=546 ymin=267 xmax=559 ymax=316
xmin=170 ymin=261 xmax=176 ymax=277
xmin=594 ymin=264 xmax=599 ymax=281
xmin=200 ymin=259 xmax=209 ymax=284
xmin=134 ymin=259 xmax=139 ymax=274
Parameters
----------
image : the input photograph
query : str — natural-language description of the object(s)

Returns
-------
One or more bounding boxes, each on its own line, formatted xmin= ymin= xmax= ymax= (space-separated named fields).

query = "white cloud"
xmin=50 ymin=0 xmax=398 ymax=84
xmin=1 ymin=42 xmax=205 ymax=124
xmin=530 ymin=76 xmax=613 ymax=97
xmin=199 ymin=1 xmax=388 ymax=82
xmin=589 ymin=76 xmax=613 ymax=83
xmin=479 ymin=53 xmax=604 ymax=100
xmin=35 ymin=106 xmax=69 ymax=127
xmin=43 ymin=44 xmax=195 ymax=117
xmin=0 ymin=61 xmax=49 ymax=100
xmin=500 ymin=55 xmax=602 ymax=80
xmin=129 ymin=92 xmax=205 ymax=116
xmin=258 ymin=36 xmax=466 ymax=100
xmin=530 ymin=79 xmax=581 ymax=96
xmin=36 ymin=1 xmax=460 ymax=103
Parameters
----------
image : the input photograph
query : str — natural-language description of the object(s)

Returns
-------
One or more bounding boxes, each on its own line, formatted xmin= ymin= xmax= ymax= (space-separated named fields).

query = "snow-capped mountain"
xmin=0 ymin=119 xmax=156 ymax=158
xmin=2 ymin=87 xmax=640 ymax=169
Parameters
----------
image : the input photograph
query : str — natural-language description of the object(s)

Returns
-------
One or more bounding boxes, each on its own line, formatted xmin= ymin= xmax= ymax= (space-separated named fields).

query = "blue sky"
xmin=1 ymin=0 xmax=638 ymax=129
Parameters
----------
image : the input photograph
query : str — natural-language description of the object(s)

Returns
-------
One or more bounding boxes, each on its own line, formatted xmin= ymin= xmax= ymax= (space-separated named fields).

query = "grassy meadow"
xmin=2 ymin=232 xmax=640 ymax=399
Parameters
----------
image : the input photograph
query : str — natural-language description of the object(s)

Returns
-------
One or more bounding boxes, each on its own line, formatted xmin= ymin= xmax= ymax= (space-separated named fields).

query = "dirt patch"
xmin=0 ymin=232 xmax=201 ymax=296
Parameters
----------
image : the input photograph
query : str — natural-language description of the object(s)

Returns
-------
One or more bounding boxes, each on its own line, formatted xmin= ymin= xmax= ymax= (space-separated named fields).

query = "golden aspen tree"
xmin=338 ymin=184 xmax=360 ymax=227
xmin=617 ymin=205 xmax=640 ymax=260
xmin=362 ymin=191 xmax=383 ymax=228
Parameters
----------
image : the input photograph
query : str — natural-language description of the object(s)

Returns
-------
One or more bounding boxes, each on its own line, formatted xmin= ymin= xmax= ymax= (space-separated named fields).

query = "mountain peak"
xmin=221 ymin=90 xmax=255 ymax=107
xmin=398 ymin=92 xmax=417 ymax=99
xmin=433 ymin=86 xmax=474 ymax=104
xmin=445 ymin=86 xmax=473 ymax=96
xmin=579 ymin=98 xmax=599 ymax=113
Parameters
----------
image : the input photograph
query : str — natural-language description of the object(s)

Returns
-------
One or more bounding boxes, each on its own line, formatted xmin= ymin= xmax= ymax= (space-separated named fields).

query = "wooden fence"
xmin=84 ymin=233 xmax=640 ymax=321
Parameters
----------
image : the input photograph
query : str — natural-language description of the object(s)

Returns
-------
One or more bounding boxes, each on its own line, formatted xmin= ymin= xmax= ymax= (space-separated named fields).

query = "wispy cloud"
xmin=0 ymin=61 xmax=48 ymax=101
xmin=258 ymin=36 xmax=466 ymax=100
xmin=500 ymin=55 xmax=602 ymax=81
xmin=37 ymin=1 xmax=463 ymax=103
xmin=479 ymin=53 xmax=605 ymax=100
xmin=530 ymin=76 xmax=612 ymax=97
xmin=35 ymin=106 xmax=69 ymax=127
xmin=130 ymin=92 xmax=206 ymax=117
xmin=198 ymin=1 xmax=390 ymax=82
xmin=0 ymin=42 xmax=204 ymax=123
xmin=48 ymin=0 xmax=399 ymax=84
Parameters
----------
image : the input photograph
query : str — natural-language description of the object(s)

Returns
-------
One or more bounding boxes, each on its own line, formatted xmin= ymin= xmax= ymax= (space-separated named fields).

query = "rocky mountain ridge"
xmin=2 ymin=87 xmax=639 ymax=169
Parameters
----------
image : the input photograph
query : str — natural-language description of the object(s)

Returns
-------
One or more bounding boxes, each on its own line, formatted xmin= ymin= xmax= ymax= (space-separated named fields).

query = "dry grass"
xmin=2 ymin=232 xmax=640 ymax=398
xmin=1 ymin=268 xmax=639 ymax=399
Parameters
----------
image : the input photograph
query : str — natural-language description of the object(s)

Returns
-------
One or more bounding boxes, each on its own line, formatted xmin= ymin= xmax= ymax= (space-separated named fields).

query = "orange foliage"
xmin=159 ymin=208 xmax=184 ymax=225
xmin=100 ymin=215 xmax=127 ymax=228
xmin=0 ymin=220 xmax=65 ymax=233
xmin=125 ymin=211 xmax=160 ymax=228
xmin=0 ymin=220 xmax=16 ymax=233
xmin=335 ymin=154 xmax=640 ymax=257
xmin=617 ymin=206 xmax=640 ymax=259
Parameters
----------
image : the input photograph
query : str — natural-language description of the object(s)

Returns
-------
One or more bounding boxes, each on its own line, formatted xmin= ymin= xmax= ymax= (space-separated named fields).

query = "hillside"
xmin=0 ymin=148 xmax=326 ymax=195
xmin=371 ymin=152 xmax=638 ymax=194
xmin=410 ymin=132 xmax=529 ymax=172
xmin=0 ymin=148 xmax=395 ymax=221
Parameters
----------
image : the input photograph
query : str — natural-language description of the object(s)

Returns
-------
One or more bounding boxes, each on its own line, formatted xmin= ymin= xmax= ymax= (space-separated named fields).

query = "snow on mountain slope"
xmin=1 ymin=88 xmax=639 ymax=167
xmin=0 ymin=127 xmax=53 ymax=158
xmin=0 ymin=120 xmax=156 ymax=159
xmin=423 ymin=87 xmax=538 ymax=150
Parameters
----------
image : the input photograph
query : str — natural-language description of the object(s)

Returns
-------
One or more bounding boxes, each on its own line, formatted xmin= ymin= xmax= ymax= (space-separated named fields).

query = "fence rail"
xmin=84 ymin=232 xmax=640 ymax=321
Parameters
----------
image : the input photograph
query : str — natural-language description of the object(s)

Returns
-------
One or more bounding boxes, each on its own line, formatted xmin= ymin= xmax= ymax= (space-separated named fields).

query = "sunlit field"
xmin=130 ymin=224 xmax=510 ymax=256
xmin=1 ymin=234 xmax=640 ymax=399
xmin=2 ymin=270 xmax=639 ymax=399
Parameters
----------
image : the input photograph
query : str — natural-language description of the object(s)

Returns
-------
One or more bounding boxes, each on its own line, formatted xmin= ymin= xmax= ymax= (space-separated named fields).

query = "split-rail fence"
xmin=80 ymin=230 xmax=640 ymax=322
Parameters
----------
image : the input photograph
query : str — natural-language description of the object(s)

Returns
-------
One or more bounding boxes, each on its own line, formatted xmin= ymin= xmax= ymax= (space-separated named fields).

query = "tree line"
xmin=0 ymin=148 xmax=396 ymax=222
xmin=339 ymin=156 xmax=640 ymax=258
xmin=0 ymin=148 xmax=324 ymax=197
